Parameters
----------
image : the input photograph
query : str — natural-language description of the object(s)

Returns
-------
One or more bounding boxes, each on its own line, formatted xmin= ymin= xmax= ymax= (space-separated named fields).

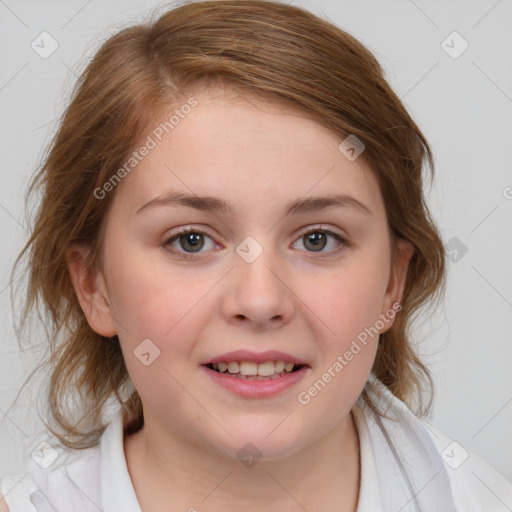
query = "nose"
xmin=221 ymin=247 xmax=295 ymax=331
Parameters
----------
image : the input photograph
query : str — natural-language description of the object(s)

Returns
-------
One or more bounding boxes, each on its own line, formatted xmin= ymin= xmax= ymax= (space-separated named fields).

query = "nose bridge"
xmin=222 ymin=236 xmax=294 ymax=328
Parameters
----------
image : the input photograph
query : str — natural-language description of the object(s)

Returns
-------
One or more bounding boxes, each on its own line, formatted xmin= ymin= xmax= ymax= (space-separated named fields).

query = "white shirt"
xmin=1 ymin=376 xmax=511 ymax=511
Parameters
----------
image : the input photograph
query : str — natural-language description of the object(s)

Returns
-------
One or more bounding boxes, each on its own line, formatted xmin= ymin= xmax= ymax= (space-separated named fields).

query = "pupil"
xmin=305 ymin=232 xmax=326 ymax=251
xmin=181 ymin=233 xmax=204 ymax=252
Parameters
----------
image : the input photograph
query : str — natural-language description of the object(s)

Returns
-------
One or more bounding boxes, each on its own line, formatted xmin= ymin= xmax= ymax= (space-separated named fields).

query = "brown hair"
xmin=12 ymin=0 xmax=445 ymax=449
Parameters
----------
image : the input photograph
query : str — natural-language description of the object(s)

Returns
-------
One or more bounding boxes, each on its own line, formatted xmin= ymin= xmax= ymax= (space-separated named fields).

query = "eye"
xmin=163 ymin=228 xmax=219 ymax=258
xmin=292 ymin=227 xmax=346 ymax=254
xmin=162 ymin=225 xmax=347 ymax=260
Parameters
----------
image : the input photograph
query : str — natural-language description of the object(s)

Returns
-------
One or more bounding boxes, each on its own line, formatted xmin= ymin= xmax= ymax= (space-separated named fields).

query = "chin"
xmin=207 ymin=424 xmax=305 ymax=462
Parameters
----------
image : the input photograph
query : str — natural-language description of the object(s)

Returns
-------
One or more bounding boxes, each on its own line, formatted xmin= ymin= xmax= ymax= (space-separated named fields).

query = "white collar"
xmin=26 ymin=375 xmax=457 ymax=511
xmin=94 ymin=375 xmax=459 ymax=512
xmin=352 ymin=403 xmax=382 ymax=511
xmin=357 ymin=375 xmax=457 ymax=512
xmin=99 ymin=404 xmax=382 ymax=512
xmin=99 ymin=407 xmax=142 ymax=512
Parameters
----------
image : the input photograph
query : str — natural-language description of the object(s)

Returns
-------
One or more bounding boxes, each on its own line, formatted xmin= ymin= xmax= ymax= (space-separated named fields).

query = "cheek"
xmin=293 ymin=257 xmax=390 ymax=406
xmin=106 ymin=247 xmax=216 ymax=336
xmin=295 ymin=268 xmax=385 ymax=415
xmin=103 ymin=249 xmax=221 ymax=394
xmin=297 ymin=262 xmax=390 ymax=342
xmin=114 ymin=289 xmax=213 ymax=415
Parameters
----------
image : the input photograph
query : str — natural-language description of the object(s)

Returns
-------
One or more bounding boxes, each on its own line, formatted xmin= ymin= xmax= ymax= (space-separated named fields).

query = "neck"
xmin=124 ymin=409 xmax=361 ymax=512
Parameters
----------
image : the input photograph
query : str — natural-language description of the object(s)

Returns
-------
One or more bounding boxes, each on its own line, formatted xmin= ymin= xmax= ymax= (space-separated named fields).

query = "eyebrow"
xmin=136 ymin=191 xmax=372 ymax=217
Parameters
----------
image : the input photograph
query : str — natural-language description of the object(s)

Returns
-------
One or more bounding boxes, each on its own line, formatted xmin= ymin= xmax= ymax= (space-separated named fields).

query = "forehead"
xmin=112 ymin=88 xmax=385 ymax=220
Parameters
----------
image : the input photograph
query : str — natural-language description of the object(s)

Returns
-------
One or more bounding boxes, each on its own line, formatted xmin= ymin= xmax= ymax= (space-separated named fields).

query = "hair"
xmin=12 ymin=0 xmax=445 ymax=449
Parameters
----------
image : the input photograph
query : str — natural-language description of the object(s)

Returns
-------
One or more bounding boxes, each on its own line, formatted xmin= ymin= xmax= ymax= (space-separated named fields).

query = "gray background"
xmin=1 ymin=0 xmax=511 ymax=485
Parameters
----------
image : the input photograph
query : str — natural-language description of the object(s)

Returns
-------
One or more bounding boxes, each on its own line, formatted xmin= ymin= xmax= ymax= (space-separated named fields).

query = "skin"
xmin=67 ymin=87 xmax=414 ymax=512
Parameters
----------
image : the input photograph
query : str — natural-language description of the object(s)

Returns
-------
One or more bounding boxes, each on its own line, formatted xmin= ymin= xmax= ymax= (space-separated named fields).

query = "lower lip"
xmin=201 ymin=365 xmax=310 ymax=398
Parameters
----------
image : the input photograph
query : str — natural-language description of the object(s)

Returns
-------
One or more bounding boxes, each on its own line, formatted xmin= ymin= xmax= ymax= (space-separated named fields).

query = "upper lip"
xmin=202 ymin=350 xmax=310 ymax=366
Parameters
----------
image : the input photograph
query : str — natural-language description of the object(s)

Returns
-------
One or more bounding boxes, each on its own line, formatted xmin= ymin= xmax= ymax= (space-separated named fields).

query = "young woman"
xmin=1 ymin=1 xmax=511 ymax=511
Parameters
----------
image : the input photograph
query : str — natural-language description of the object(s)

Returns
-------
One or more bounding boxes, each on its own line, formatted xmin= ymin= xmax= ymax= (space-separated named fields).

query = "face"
xmin=71 ymin=87 xmax=412 ymax=461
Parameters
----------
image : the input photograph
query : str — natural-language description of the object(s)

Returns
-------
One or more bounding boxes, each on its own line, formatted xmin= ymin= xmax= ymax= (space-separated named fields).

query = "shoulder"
xmin=0 ymin=438 xmax=102 ymax=512
xmin=0 ymin=407 xmax=128 ymax=512
xmin=0 ymin=473 xmax=40 ymax=512
xmin=359 ymin=375 xmax=512 ymax=512
xmin=422 ymin=421 xmax=512 ymax=512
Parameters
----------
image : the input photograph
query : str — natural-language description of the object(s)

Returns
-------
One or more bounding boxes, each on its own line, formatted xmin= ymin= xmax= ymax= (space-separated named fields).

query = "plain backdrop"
xmin=1 ymin=0 xmax=511 ymax=484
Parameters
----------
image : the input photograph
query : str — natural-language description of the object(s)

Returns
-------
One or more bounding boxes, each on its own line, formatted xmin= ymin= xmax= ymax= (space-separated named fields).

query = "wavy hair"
xmin=12 ymin=0 xmax=445 ymax=449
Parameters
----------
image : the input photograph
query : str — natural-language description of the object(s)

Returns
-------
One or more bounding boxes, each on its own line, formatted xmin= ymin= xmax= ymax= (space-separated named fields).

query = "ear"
xmin=66 ymin=243 xmax=117 ymax=337
xmin=380 ymin=237 xmax=415 ymax=333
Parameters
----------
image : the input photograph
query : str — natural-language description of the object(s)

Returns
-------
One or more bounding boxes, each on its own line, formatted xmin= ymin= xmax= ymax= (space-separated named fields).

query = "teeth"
xmin=210 ymin=360 xmax=300 ymax=377
xmin=256 ymin=361 xmax=276 ymax=377
xmin=227 ymin=361 xmax=240 ymax=374
xmin=274 ymin=361 xmax=285 ymax=373
xmin=239 ymin=361 xmax=258 ymax=376
xmin=284 ymin=362 xmax=294 ymax=372
xmin=221 ymin=373 xmax=283 ymax=381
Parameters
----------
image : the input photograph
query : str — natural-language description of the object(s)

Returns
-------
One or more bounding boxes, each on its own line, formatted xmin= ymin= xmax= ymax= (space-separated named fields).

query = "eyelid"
xmin=294 ymin=224 xmax=347 ymax=241
xmin=164 ymin=225 xmax=216 ymax=241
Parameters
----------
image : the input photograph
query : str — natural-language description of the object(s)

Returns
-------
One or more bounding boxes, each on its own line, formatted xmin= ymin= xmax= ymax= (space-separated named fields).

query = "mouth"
xmin=201 ymin=360 xmax=310 ymax=398
xmin=200 ymin=350 xmax=311 ymax=397
xmin=203 ymin=361 xmax=307 ymax=380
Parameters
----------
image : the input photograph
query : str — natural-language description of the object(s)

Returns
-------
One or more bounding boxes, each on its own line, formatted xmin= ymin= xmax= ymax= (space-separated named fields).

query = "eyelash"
xmin=162 ymin=226 xmax=347 ymax=261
